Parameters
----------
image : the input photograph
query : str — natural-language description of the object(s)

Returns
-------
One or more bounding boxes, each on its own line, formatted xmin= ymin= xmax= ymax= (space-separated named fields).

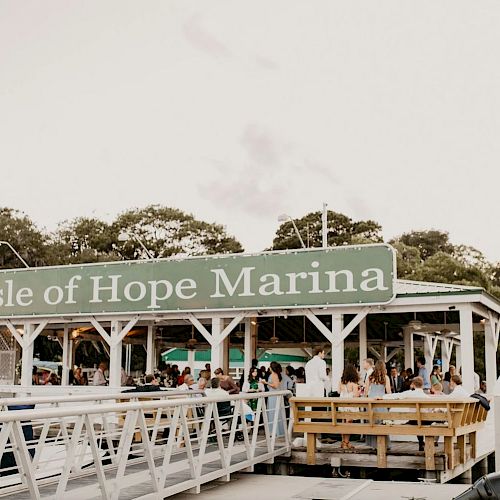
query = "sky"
xmin=0 ymin=1 xmax=499 ymax=260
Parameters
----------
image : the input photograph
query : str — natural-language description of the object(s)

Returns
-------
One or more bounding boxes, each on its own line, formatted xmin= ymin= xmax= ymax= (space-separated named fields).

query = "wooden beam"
xmin=306 ymin=433 xmax=316 ymax=465
xmin=424 ymin=436 xmax=436 ymax=470
xmin=377 ymin=435 xmax=387 ymax=468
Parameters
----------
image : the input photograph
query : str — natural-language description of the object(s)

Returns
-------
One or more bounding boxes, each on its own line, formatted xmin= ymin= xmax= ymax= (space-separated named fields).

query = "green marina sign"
xmin=0 ymin=244 xmax=396 ymax=318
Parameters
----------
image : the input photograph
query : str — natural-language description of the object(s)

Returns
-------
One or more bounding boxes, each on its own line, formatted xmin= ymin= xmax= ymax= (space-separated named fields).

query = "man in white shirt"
xmin=304 ymin=346 xmax=329 ymax=397
xmin=361 ymin=358 xmax=374 ymax=395
xmin=92 ymin=362 xmax=107 ymax=386
xmin=448 ymin=375 xmax=472 ymax=399
xmin=178 ymin=374 xmax=196 ymax=391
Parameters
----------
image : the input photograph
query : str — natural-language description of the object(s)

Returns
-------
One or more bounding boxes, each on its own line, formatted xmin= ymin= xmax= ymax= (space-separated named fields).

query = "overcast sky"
xmin=0 ymin=1 xmax=499 ymax=260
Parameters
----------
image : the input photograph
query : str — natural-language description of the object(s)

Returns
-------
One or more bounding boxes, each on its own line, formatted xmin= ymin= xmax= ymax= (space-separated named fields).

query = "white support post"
xmin=459 ymin=306 xmax=475 ymax=393
xmin=485 ymin=318 xmax=498 ymax=395
xmin=424 ymin=333 xmax=433 ymax=373
xmin=20 ymin=323 xmax=34 ymax=388
xmin=455 ymin=345 xmax=462 ymax=374
xmin=244 ymin=318 xmax=252 ymax=379
xmin=331 ymin=314 xmax=344 ymax=392
xmin=404 ymin=328 xmax=414 ymax=371
xmin=359 ymin=317 xmax=367 ymax=379
xmin=146 ymin=324 xmax=154 ymax=374
xmin=62 ymin=326 xmax=70 ymax=385
xmin=211 ymin=318 xmax=224 ymax=371
xmin=108 ymin=320 xmax=122 ymax=388
xmin=441 ymin=338 xmax=451 ymax=374
xmin=188 ymin=349 xmax=195 ymax=373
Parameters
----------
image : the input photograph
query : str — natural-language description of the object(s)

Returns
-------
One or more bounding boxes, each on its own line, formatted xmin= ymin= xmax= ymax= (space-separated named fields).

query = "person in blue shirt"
xmin=416 ymin=357 xmax=431 ymax=391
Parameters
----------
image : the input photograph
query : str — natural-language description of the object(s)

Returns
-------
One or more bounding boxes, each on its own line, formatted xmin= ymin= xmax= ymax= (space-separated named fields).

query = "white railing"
xmin=0 ymin=390 xmax=291 ymax=499
xmin=0 ymin=388 xmax=205 ymax=412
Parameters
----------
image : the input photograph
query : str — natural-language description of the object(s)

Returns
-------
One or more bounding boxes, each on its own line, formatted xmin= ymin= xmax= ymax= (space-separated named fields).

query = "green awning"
xmin=161 ymin=348 xmax=306 ymax=364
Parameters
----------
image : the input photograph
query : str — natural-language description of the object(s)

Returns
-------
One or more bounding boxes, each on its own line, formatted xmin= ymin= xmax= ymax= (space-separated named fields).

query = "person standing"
xmin=416 ymin=357 xmax=431 ymax=391
xmin=304 ymin=346 xmax=329 ymax=396
xmin=389 ymin=366 xmax=403 ymax=393
xmin=365 ymin=360 xmax=391 ymax=448
xmin=361 ymin=358 xmax=374 ymax=395
xmin=93 ymin=362 xmax=107 ymax=386
xmin=338 ymin=364 xmax=360 ymax=449
xmin=262 ymin=362 xmax=285 ymax=436
xmin=242 ymin=367 xmax=264 ymax=412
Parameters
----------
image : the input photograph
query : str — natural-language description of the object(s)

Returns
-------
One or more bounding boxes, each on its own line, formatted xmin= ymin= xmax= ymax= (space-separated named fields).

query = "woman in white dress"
xmin=338 ymin=364 xmax=360 ymax=449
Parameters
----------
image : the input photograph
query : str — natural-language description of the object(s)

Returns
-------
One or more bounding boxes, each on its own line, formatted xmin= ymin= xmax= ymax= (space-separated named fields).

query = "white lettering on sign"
xmin=210 ymin=267 xmax=256 ymax=298
xmin=360 ymin=268 xmax=388 ymax=291
xmin=258 ymin=274 xmax=284 ymax=296
xmin=44 ymin=285 xmax=64 ymax=305
xmin=16 ymin=287 xmax=33 ymax=306
xmin=124 ymin=281 xmax=147 ymax=302
xmin=65 ymin=275 xmax=82 ymax=304
xmin=89 ymin=275 xmax=122 ymax=303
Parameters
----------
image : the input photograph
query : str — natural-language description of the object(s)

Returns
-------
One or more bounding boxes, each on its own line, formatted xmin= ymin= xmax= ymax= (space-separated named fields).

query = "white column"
xmin=211 ymin=317 xmax=224 ymax=371
xmin=331 ymin=314 xmax=344 ymax=392
xmin=188 ymin=349 xmax=195 ymax=373
xmin=485 ymin=320 xmax=498 ymax=395
xmin=424 ymin=334 xmax=433 ymax=373
xmin=62 ymin=326 xmax=70 ymax=385
xmin=20 ymin=323 xmax=34 ymax=388
xmin=455 ymin=345 xmax=462 ymax=373
xmin=359 ymin=317 xmax=367 ymax=378
xmin=146 ymin=324 xmax=154 ymax=374
xmin=459 ymin=306 xmax=475 ymax=393
xmin=495 ymin=379 xmax=500 ymax=471
xmin=108 ymin=320 xmax=122 ymax=388
xmin=441 ymin=339 xmax=450 ymax=374
xmin=404 ymin=328 xmax=414 ymax=371
xmin=244 ymin=318 xmax=252 ymax=378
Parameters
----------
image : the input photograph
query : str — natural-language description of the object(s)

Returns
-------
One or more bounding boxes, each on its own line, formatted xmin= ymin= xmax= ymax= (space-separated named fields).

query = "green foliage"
xmin=0 ymin=208 xmax=48 ymax=268
xmin=53 ymin=217 xmax=120 ymax=264
xmin=272 ymin=210 xmax=382 ymax=250
xmin=394 ymin=230 xmax=454 ymax=260
xmin=113 ymin=205 xmax=243 ymax=259
xmin=0 ymin=205 xmax=243 ymax=268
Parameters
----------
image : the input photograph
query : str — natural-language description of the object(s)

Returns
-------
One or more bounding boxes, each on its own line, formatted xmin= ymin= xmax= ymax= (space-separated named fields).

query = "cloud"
xmin=254 ymin=55 xmax=278 ymax=70
xmin=240 ymin=123 xmax=279 ymax=166
xmin=183 ymin=14 xmax=231 ymax=58
xmin=198 ymin=123 xmax=343 ymax=218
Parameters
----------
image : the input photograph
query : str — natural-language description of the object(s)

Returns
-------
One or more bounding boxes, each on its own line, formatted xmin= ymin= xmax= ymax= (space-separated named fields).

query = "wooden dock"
xmin=279 ymin=439 xmax=487 ymax=483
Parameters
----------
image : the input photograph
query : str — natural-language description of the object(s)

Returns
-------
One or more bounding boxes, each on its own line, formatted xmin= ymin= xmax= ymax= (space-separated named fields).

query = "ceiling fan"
xmin=186 ymin=325 xmax=198 ymax=350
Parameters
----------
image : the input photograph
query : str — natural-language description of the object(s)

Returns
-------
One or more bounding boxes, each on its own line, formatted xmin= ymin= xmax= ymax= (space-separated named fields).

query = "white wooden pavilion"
xmin=0 ymin=245 xmax=499 ymax=395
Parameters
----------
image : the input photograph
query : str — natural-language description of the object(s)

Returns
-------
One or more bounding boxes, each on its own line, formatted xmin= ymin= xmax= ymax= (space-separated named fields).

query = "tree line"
xmin=0 ymin=205 xmax=499 ymax=298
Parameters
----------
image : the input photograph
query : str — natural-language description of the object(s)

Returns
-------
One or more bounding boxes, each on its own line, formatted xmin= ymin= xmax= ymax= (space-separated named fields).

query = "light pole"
xmin=0 ymin=241 xmax=29 ymax=268
xmin=117 ymin=232 xmax=155 ymax=260
xmin=277 ymin=214 xmax=306 ymax=249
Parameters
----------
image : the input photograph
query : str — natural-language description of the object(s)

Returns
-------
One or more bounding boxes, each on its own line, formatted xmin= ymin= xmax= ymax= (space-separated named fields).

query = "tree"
xmin=272 ymin=210 xmax=382 ymax=250
xmin=418 ymin=251 xmax=491 ymax=289
xmin=0 ymin=208 xmax=48 ymax=268
xmin=113 ymin=205 xmax=243 ymax=259
xmin=391 ymin=241 xmax=423 ymax=280
xmin=392 ymin=230 xmax=454 ymax=261
xmin=52 ymin=217 xmax=120 ymax=264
